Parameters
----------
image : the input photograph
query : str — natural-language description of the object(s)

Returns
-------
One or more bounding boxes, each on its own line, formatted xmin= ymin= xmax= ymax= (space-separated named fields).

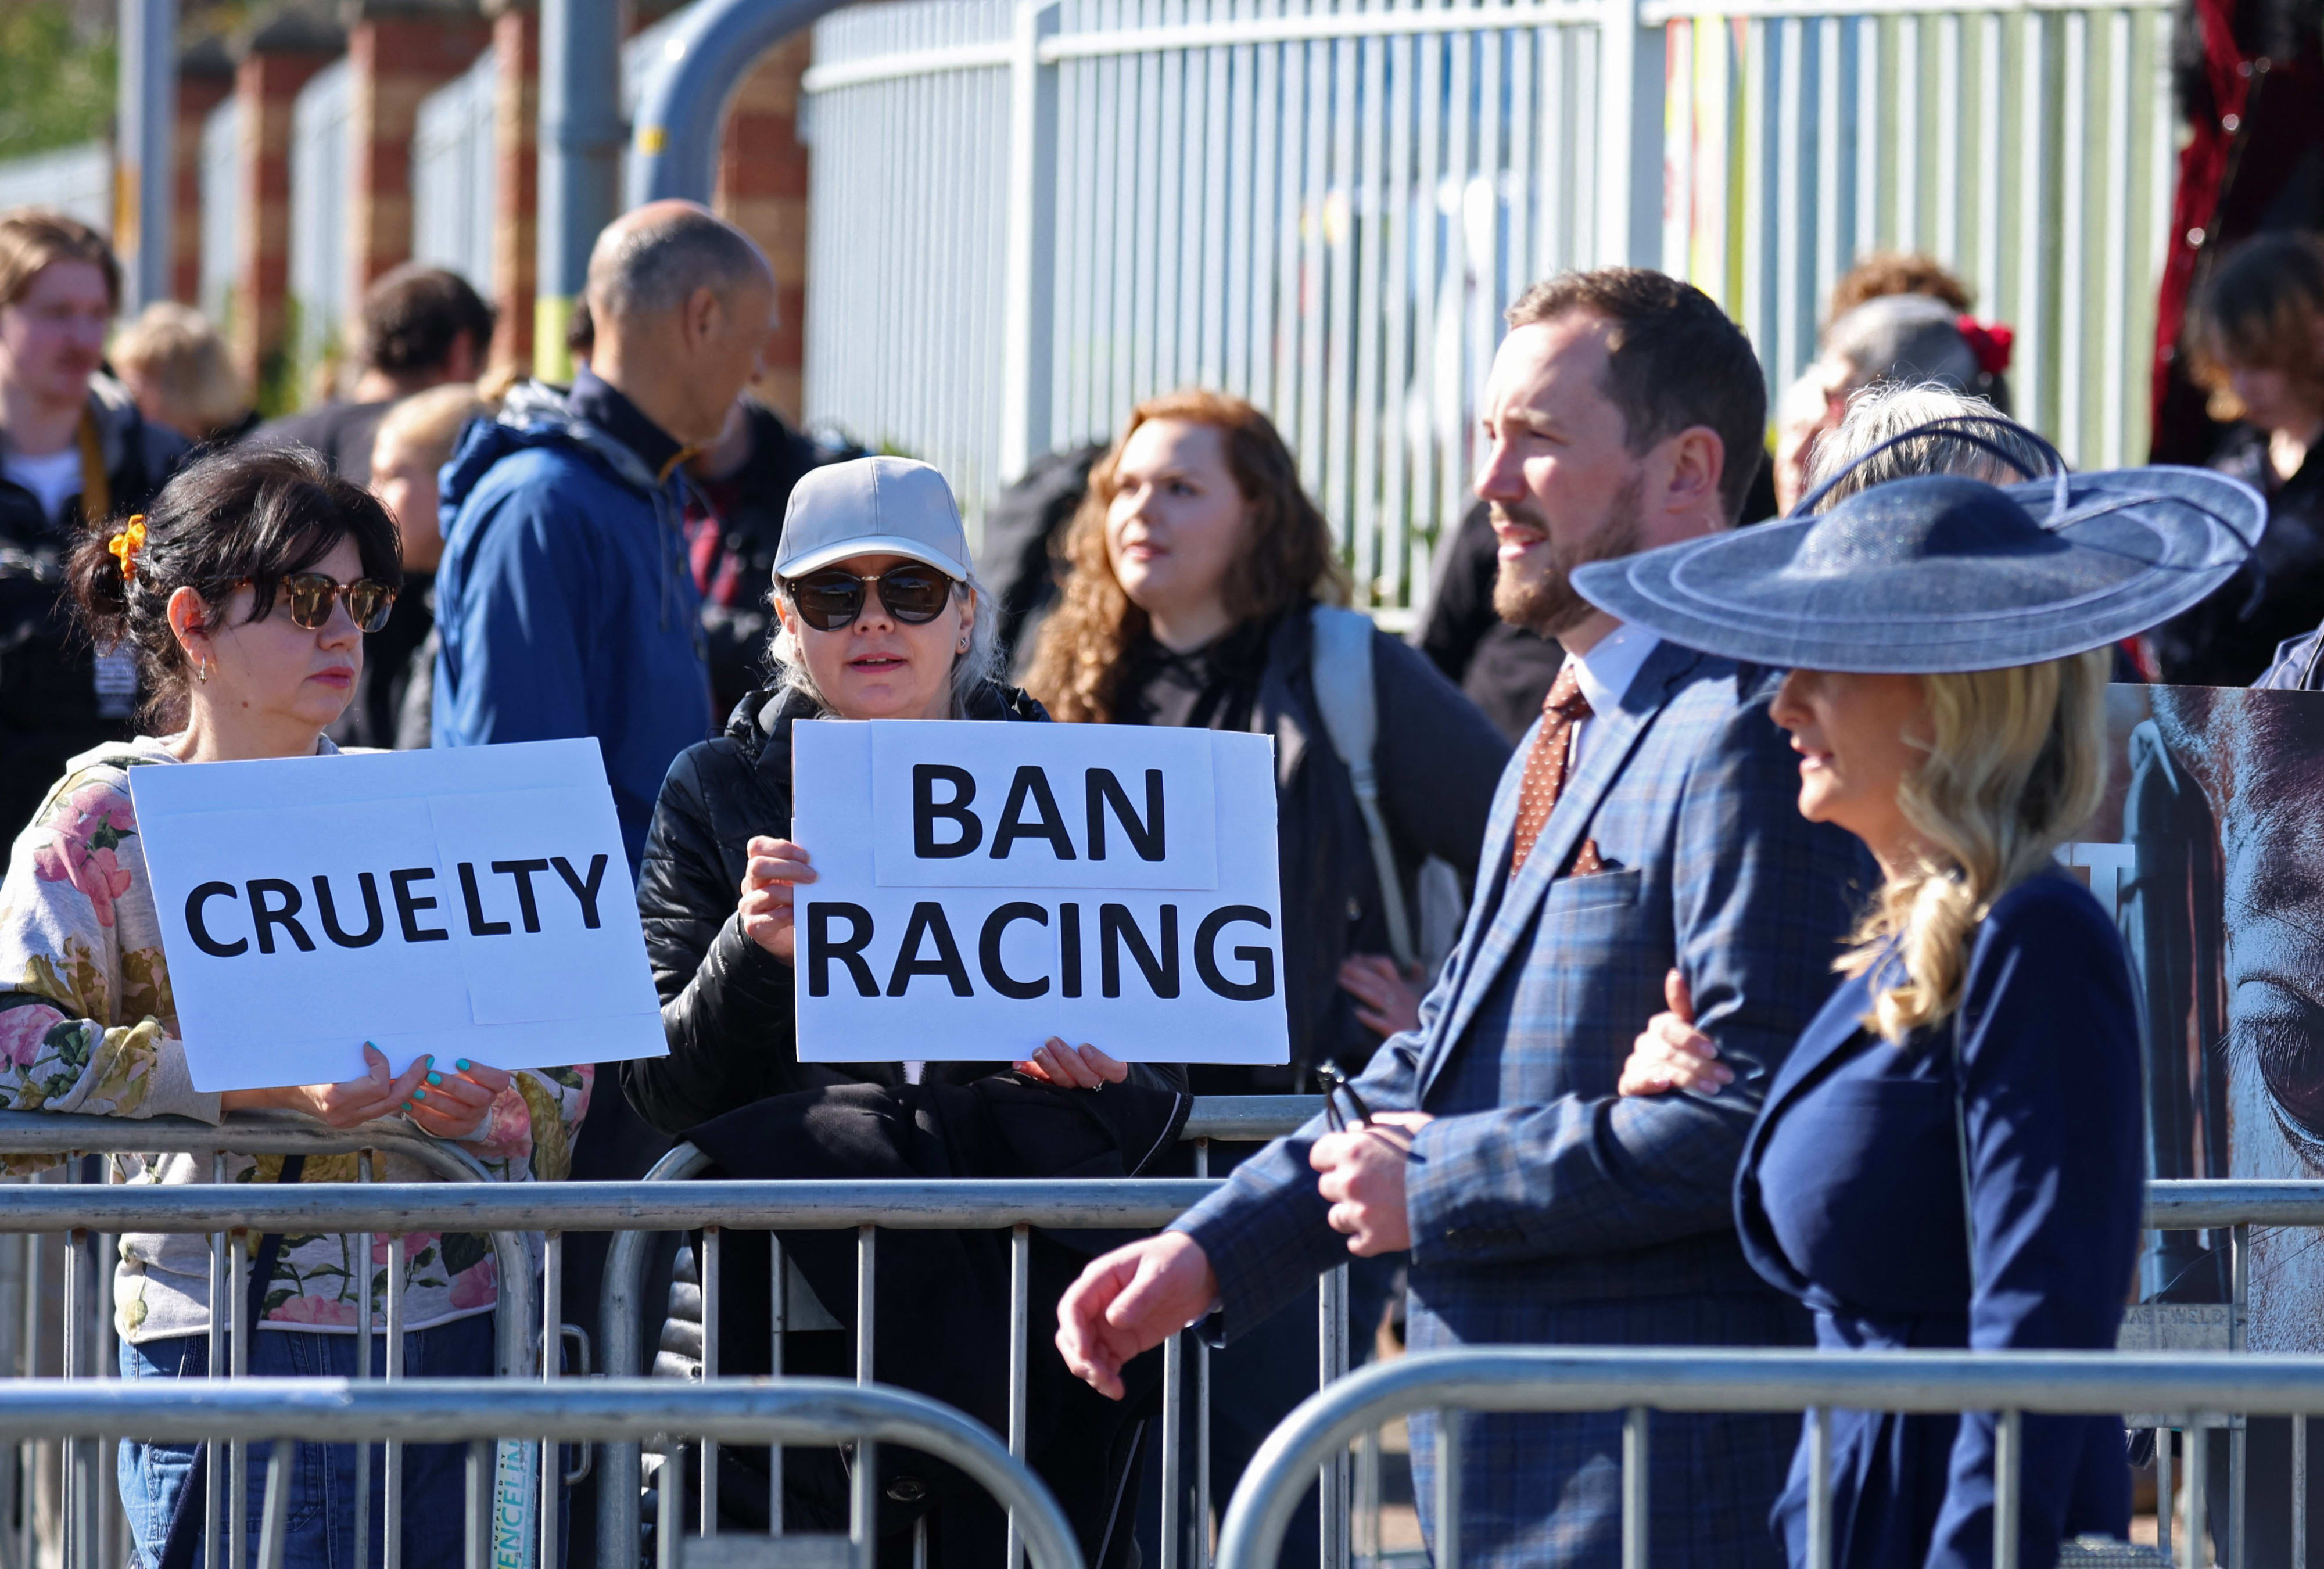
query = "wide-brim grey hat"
xmin=1570 ymin=421 xmax=2264 ymax=673
xmin=774 ymin=455 xmax=974 ymax=581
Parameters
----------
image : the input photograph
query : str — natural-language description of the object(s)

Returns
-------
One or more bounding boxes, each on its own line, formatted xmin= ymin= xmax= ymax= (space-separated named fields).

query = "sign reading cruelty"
xmin=130 ymin=739 xmax=667 ymax=1092
xmin=790 ymin=720 xmax=1290 ymax=1064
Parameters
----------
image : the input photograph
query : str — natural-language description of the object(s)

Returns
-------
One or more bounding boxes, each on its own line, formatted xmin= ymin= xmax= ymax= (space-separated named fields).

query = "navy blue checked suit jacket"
xmin=1174 ymin=638 xmax=1876 ymax=1567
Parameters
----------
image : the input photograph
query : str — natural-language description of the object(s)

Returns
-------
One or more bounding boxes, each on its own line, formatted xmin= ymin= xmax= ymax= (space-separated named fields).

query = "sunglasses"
xmin=238 ymin=573 xmax=397 ymax=634
xmin=786 ymin=565 xmax=955 ymax=631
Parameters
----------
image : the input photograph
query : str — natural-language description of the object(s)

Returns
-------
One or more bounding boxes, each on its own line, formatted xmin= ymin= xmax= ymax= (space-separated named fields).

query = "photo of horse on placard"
xmin=2070 ymin=685 xmax=2324 ymax=1348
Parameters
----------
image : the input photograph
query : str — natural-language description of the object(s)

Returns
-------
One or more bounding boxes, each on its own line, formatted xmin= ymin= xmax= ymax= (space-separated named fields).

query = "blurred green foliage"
xmin=0 ymin=1 xmax=117 ymax=161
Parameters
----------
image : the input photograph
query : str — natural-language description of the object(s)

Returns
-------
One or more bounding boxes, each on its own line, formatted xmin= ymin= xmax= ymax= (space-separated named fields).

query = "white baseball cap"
xmin=774 ymin=457 xmax=974 ymax=581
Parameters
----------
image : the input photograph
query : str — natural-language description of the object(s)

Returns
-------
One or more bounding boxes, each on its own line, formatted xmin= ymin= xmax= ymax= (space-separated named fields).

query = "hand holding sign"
xmin=217 ymin=1042 xmax=427 ymax=1127
xmin=740 ymin=836 xmax=816 ymax=961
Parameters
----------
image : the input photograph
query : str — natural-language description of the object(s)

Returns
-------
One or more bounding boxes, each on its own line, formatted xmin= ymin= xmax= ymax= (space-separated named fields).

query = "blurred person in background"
xmin=249 ymin=264 xmax=494 ymax=485
xmin=1026 ymin=389 xmax=1508 ymax=1080
xmin=1773 ymin=292 xmax=2015 ymax=515
xmin=338 ymin=382 xmax=490 ymax=750
xmin=432 ymin=201 xmax=775 ymax=869
xmin=0 ymin=444 xmax=586 ymax=1567
xmin=2166 ymin=232 xmax=2324 ymax=687
xmin=110 ymin=301 xmax=257 ymax=448
xmin=683 ymin=392 xmax=858 ymax=723
xmin=0 ymin=209 xmax=187 ymax=842
xmin=1024 ymin=388 xmax=1508 ymax=1569
xmin=432 ymin=203 xmax=777 ymax=1376
xmin=1820 ymin=251 xmax=1974 ymax=326
xmin=1767 ymin=253 xmax=1977 ymax=517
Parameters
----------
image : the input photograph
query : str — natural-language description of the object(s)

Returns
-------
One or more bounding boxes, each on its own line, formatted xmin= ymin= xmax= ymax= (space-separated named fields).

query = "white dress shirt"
xmin=1561 ymin=622 xmax=1662 ymax=773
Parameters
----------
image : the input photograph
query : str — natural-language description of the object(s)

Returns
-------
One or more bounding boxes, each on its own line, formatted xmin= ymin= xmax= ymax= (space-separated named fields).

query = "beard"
xmin=1490 ymin=475 xmax=1646 ymax=638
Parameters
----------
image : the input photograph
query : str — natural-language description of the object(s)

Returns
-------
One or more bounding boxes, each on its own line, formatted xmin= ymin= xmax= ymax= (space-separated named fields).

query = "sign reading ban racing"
xmin=791 ymin=721 xmax=1290 ymax=1065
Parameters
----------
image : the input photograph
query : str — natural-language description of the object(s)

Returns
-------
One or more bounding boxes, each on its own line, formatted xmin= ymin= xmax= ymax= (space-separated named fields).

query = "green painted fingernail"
xmin=456 ymin=1060 xmax=471 ymax=1071
xmin=411 ymin=1087 xmax=426 ymax=1100
xmin=426 ymin=1072 xmax=442 ymax=1086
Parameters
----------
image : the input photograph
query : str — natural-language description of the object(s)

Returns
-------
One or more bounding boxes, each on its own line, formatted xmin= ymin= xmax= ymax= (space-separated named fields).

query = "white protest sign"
xmin=130 ymin=739 xmax=667 ymax=1092
xmin=791 ymin=720 xmax=1289 ymax=1064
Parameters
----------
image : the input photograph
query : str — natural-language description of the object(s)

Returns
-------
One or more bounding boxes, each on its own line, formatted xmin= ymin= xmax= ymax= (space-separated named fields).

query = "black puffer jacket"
xmin=625 ymin=680 xmax=1183 ymax=1133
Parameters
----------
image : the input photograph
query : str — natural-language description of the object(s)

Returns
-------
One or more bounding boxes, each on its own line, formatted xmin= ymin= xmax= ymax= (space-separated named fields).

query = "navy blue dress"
xmin=1734 ymin=871 xmax=2143 ymax=1569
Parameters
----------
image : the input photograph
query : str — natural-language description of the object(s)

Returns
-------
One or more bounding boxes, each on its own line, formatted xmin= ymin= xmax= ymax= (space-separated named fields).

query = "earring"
xmin=193 ymin=659 xmax=210 ymax=685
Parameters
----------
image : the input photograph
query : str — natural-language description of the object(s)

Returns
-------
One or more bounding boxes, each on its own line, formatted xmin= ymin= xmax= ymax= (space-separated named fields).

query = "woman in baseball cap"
xmin=625 ymin=456 xmax=1183 ymax=1556
xmin=1586 ymin=419 xmax=2258 ymax=1569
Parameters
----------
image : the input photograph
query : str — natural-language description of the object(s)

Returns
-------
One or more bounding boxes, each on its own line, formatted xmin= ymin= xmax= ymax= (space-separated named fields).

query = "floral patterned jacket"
xmin=0 ymin=736 xmax=594 ymax=1341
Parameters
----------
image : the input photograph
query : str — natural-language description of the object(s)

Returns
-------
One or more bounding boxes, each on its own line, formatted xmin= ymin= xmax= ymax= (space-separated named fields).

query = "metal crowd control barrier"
xmin=1213 ymin=1347 xmax=2296 ymax=1569
xmin=0 ymin=1110 xmax=534 ymax=1569
xmin=0 ymin=1376 xmax=1086 ymax=1569
xmin=598 ymin=1095 xmax=1324 ymax=1569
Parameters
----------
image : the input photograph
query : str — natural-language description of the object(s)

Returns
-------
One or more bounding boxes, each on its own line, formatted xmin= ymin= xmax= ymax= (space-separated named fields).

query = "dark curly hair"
xmin=1024 ymin=389 xmax=1347 ymax=724
xmin=66 ymin=446 xmax=402 ymax=731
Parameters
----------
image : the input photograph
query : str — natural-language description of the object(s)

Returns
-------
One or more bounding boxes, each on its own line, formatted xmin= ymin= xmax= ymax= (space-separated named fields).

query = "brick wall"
xmin=345 ymin=4 xmax=493 ymax=309
xmin=714 ymin=34 xmax=813 ymax=425
xmin=231 ymin=19 xmax=339 ymax=396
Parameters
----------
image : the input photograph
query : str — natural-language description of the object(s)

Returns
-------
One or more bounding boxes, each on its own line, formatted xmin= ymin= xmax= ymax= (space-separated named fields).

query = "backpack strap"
xmin=1307 ymin=606 xmax=1416 ymax=968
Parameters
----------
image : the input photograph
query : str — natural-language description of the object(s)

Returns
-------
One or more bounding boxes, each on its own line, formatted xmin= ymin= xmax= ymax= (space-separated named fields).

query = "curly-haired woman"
xmin=0 ymin=444 xmax=589 ymax=1568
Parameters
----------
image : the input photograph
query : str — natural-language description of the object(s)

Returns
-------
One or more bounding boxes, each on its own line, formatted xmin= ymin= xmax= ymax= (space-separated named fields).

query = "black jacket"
xmin=2153 ymin=424 xmax=2324 ymax=685
xmin=0 ymin=375 xmax=186 ymax=838
xmin=1200 ymin=603 xmax=1509 ymax=1092
xmin=687 ymin=403 xmax=860 ymax=723
xmin=625 ymin=680 xmax=1185 ymax=1133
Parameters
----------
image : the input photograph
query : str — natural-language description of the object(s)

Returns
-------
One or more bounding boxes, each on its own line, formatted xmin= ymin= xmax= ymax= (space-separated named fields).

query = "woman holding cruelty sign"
xmin=628 ymin=455 xmax=1189 ymax=1567
xmin=0 ymin=446 xmax=588 ymax=1568
xmin=1598 ymin=418 xmax=2261 ymax=1568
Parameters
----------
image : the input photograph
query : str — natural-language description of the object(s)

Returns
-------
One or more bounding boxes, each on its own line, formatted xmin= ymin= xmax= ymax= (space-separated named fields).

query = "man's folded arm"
xmin=1406 ymin=691 xmax=1870 ymax=1266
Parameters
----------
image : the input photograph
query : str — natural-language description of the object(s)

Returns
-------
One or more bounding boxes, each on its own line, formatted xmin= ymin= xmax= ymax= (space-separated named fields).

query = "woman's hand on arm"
xmin=1615 ymin=970 xmax=1733 ymax=1097
xmin=1016 ymin=1039 xmax=1131 ymax=1090
xmin=738 ymin=836 xmax=816 ymax=963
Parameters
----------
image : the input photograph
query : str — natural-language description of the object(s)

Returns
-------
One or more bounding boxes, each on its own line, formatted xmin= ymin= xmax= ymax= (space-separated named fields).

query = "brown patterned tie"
xmin=1509 ymin=663 xmax=1601 ymax=876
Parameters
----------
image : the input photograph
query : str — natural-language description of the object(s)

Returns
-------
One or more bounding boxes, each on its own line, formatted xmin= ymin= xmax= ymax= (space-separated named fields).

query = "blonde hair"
xmin=1806 ymin=383 xmax=2053 ymax=509
xmin=373 ymin=382 xmax=490 ymax=473
xmin=1843 ymin=650 xmax=2112 ymax=1041
xmin=111 ymin=303 xmax=250 ymax=439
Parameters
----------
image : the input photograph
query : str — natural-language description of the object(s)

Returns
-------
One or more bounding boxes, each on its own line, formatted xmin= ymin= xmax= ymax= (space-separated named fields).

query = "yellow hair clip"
xmin=106 ymin=516 xmax=146 ymax=581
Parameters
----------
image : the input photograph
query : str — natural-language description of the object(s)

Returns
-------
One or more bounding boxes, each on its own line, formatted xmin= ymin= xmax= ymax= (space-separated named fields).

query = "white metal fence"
xmin=414 ymin=48 xmax=502 ymax=300
xmin=800 ymin=0 xmax=2179 ymax=601
xmin=198 ymin=99 xmax=241 ymax=330
xmin=0 ymin=143 xmax=112 ymax=235
xmin=287 ymin=60 xmax=353 ymax=397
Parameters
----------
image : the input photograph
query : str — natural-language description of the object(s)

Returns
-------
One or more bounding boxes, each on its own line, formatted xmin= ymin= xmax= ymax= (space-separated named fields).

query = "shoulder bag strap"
xmin=155 ymin=1153 xmax=306 ymax=1569
xmin=1308 ymin=606 xmax=1416 ymax=968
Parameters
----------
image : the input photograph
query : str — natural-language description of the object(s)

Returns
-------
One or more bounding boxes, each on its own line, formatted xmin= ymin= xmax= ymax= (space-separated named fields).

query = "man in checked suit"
xmin=1057 ymin=269 xmax=1875 ymax=1566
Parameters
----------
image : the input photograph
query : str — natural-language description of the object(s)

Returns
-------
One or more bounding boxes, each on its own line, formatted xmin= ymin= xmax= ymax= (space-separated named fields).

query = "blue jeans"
xmin=117 ymin=1313 xmax=496 ymax=1569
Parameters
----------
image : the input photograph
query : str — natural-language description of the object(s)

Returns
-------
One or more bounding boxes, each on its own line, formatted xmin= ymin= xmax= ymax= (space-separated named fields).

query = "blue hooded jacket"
xmin=432 ymin=377 xmax=713 ymax=871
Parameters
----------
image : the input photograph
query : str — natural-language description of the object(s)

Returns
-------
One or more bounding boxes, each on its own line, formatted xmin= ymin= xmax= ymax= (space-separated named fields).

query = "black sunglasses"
xmin=238 ymin=573 xmax=397 ymax=634
xmin=786 ymin=565 xmax=955 ymax=631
